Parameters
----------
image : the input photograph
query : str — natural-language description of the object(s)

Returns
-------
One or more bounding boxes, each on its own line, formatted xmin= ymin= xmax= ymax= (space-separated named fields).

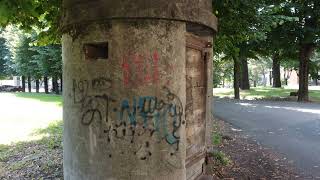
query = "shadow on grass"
xmin=310 ymin=90 xmax=320 ymax=102
xmin=13 ymin=93 xmax=63 ymax=107
xmin=32 ymin=120 xmax=63 ymax=149
xmin=0 ymin=120 xmax=63 ymax=179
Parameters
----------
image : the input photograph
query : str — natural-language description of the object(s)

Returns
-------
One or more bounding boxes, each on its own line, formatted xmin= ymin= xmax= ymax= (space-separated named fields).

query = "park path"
xmin=213 ymin=98 xmax=320 ymax=177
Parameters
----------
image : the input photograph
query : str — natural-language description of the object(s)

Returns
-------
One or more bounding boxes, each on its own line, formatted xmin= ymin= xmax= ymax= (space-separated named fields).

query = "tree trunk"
xmin=44 ymin=76 xmax=49 ymax=94
xmin=52 ymin=77 xmax=56 ymax=93
xmin=35 ymin=79 xmax=40 ymax=93
xmin=272 ymin=53 xmax=281 ymax=88
xmin=316 ymin=70 xmax=319 ymax=86
xmin=253 ymin=80 xmax=257 ymax=87
xmin=240 ymin=57 xmax=250 ymax=90
xmin=285 ymin=78 xmax=288 ymax=86
xmin=234 ymin=58 xmax=240 ymax=100
xmin=27 ymin=76 xmax=32 ymax=93
xmin=52 ymin=76 xmax=59 ymax=95
xmin=298 ymin=44 xmax=314 ymax=102
xmin=22 ymin=76 xmax=26 ymax=92
xmin=269 ymin=71 xmax=272 ymax=86
xmin=239 ymin=72 xmax=243 ymax=90
xmin=60 ymin=74 xmax=63 ymax=93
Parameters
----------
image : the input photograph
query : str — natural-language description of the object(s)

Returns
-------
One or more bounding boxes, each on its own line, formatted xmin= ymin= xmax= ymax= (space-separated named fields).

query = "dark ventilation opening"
xmin=84 ymin=42 xmax=108 ymax=60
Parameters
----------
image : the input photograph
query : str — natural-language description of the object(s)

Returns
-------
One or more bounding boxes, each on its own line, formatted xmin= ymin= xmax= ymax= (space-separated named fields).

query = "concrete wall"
xmin=63 ymin=20 xmax=188 ymax=180
xmin=62 ymin=0 xmax=217 ymax=33
xmin=62 ymin=1 xmax=217 ymax=179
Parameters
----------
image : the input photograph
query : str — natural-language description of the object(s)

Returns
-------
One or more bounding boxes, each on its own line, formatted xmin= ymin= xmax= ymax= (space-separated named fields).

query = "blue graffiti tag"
xmin=118 ymin=92 xmax=183 ymax=149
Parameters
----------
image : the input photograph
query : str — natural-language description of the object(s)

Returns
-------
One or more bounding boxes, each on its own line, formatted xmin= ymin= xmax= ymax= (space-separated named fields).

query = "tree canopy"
xmin=0 ymin=35 xmax=11 ymax=79
xmin=0 ymin=0 xmax=319 ymax=99
xmin=213 ymin=0 xmax=320 ymax=101
xmin=0 ymin=0 xmax=61 ymax=44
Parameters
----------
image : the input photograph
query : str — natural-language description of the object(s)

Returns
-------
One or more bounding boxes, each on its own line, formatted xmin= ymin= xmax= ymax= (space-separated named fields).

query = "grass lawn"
xmin=14 ymin=92 xmax=63 ymax=107
xmin=0 ymin=92 xmax=63 ymax=179
xmin=213 ymin=87 xmax=320 ymax=102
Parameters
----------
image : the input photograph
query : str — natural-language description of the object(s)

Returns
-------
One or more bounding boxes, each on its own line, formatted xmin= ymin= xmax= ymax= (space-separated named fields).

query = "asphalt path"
xmin=213 ymin=98 xmax=320 ymax=177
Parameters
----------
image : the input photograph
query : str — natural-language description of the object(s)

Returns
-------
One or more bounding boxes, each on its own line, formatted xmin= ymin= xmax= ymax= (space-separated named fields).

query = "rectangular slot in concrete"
xmin=84 ymin=42 xmax=108 ymax=60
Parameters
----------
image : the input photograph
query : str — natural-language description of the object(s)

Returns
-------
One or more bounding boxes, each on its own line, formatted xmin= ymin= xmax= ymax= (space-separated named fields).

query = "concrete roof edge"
xmin=61 ymin=0 xmax=218 ymax=32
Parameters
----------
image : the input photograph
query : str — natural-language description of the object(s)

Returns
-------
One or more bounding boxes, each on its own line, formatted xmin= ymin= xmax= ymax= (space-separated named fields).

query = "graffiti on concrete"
xmin=92 ymin=77 xmax=112 ymax=90
xmin=116 ymin=87 xmax=184 ymax=147
xmin=121 ymin=51 xmax=160 ymax=88
xmin=72 ymin=78 xmax=184 ymax=160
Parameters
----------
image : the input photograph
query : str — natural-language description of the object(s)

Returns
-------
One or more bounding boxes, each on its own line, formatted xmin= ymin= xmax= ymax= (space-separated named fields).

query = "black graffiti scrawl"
xmin=72 ymin=78 xmax=185 ymax=160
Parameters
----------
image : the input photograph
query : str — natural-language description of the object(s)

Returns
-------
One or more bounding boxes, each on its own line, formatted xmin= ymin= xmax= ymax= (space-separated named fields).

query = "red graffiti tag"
xmin=122 ymin=55 xmax=130 ymax=86
xmin=121 ymin=51 xmax=160 ymax=88
xmin=152 ymin=51 xmax=159 ymax=83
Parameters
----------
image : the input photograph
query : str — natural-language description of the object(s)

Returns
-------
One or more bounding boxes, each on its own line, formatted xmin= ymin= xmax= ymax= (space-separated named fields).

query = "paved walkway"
xmin=213 ymin=98 xmax=320 ymax=177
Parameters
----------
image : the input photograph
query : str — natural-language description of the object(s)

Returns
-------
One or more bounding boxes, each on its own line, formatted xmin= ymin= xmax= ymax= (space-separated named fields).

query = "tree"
xmin=213 ymin=54 xmax=234 ymax=88
xmin=272 ymin=53 xmax=281 ymax=87
xmin=239 ymin=42 xmax=260 ymax=90
xmin=281 ymin=57 xmax=299 ymax=85
xmin=257 ymin=6 xmax=299 ymax=88
xmin=31 ymin=46 xmax=49 ymax=93
xmin=31 ymin=44 xmax=62 ymax=94
xmin=15 ymin=35 xmax=38 ymax=92
xmin=45 ymin=44 xmax=62 ymax=94
xmin=249 ymin=57 xmax=272 ymax=87
xmin=213 ymin=0 xmax=287 ymax=99
xmin=310 ymin=50 xmax=320 ymax=85
xmin=29 ymin=45 xmax=43 ymax=93
xmin=297 ymin=2 xmax=319 ymax=101
xmin=240 ymin=56 xmax=250 ymax=90
xmin=213 ymin=0 xmax=260 ymax=99
xmin=0 ymin=0 xmax=61 ymax=44
xmin=1 ymin=26 xmax=25 ymax=89
xmin=272 ymin=1 xmax=320 ymax=101
xmin=12 ymin=31 xmax=63 ymax=94
xmin=0 ymin=35 xmax=11 ymax=79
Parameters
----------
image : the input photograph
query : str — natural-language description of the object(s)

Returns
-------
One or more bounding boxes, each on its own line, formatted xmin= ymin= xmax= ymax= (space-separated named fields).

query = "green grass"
xmin=310 ymin=90 xmax=320 ymax=101
xmin=207 ymin=151 xmax=232 ymax=166
xmin=212 ymin=132 xmax=222 ymax=145
xmin=13 ymin=92 xmax=63 ymax=106
xmin=0 ymin=93 xmax=62 ymax=144
xmin=8 ymin=92 xmax=63 ymax=148
xmin=214 ymin=87 xmax=320 ymax=102
xmin=0 ymin=120 xmax=63 ymax=161
xmin=0 ymin=120 xmax=63 ymax=177
xmin=0 ymin=92 xmax=63 ymax=178
xmin=34 ymin=121 xmax=63 ymax=149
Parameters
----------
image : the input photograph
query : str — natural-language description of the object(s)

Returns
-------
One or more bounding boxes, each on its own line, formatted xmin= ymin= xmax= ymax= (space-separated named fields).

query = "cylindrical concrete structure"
xmin=62 ymin=1 xmax=217 ymax=179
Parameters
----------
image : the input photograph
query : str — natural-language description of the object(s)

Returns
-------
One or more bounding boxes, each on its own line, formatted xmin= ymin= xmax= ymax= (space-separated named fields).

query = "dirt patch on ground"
xmin=205 ymin=118 xmax=315 ymax=180
xmin=0 ymin=141 xmax=62 ymax=180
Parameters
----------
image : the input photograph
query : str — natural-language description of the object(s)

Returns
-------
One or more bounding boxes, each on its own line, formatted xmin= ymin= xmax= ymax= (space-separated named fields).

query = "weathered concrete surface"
xmin=62 ymin=1 xmax=217 ymax=179
xmin=63 ymin=20 xmax=187 ymax=180
xmin=61 ymin=0 xmax=217 ymax=33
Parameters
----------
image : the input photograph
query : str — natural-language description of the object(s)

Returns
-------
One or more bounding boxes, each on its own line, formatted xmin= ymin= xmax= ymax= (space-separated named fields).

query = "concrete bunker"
xmin=61 ymin=0 xmax=217 ymax=179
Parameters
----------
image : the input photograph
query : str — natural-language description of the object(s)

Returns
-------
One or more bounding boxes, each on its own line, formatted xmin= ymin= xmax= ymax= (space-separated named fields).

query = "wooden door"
xmin=185 ymin=34 xmax=208 ymax=179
